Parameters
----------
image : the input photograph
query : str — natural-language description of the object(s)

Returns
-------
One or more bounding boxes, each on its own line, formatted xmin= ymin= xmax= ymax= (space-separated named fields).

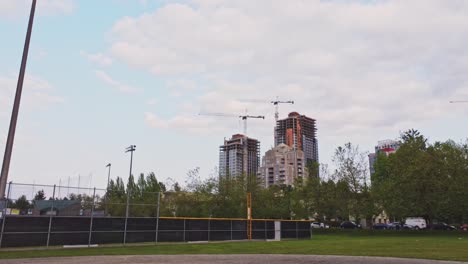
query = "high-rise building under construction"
xmin=275 ymin=112 xmax=318 ymax=165
xmin=219 ymin=134 xmax=260 ymax=178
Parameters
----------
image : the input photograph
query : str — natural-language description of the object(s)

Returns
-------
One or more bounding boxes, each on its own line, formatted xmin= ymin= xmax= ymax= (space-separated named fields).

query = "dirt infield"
xmin=1 ymin=255 xmax=465 ymax=264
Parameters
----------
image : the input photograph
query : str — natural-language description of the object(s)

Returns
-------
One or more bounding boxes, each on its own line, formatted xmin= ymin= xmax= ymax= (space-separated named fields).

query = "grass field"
xmin=1 ymin=231 xmax=467 ymax=262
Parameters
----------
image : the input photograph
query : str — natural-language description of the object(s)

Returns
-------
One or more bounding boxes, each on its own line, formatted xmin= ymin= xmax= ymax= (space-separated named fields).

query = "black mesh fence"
xmin=0 ymin=183 xmax=311 ymax=248
xmin=0 ymin=216 xmax=310 ymax=247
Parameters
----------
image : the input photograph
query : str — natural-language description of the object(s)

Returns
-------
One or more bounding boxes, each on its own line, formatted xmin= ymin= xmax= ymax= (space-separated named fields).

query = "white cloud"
xmin=144 ymin=112 xmax=169 ymax=129
xmin=80 ymin=51 xmax=113 ymax=66
xmin=95 ymin=70 xmax=139 ymax=93
xmin=144 ymin=111 xmax=238 ymax=135
xmin=146 ymin=98 xmax=158 ymax=105
xmin=0 ymin=74 xmax=64 ymax=118
xmin=109 ymin=0 xmax=468 ymax=140
xmin=0 ymin=0 xmax=75 ymax=19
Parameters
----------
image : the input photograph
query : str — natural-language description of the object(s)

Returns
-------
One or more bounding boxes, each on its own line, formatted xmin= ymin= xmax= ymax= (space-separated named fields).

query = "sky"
xmin=1 ymin=0 xmax=468 ymax=190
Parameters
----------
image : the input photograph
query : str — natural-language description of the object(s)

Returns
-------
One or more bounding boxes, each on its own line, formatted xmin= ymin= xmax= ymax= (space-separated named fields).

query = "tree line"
xmin=9 ymin=129 xmax=468 ymax=225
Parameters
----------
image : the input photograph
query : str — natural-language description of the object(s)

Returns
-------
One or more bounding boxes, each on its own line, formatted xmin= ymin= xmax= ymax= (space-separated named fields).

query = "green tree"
xmin=34 ymin=190 xmax=46 ymax=201
xmin=14 ymin=195 xmax=30 ymax=210
xmin=332 ymin=142 xmax=375 ymax=224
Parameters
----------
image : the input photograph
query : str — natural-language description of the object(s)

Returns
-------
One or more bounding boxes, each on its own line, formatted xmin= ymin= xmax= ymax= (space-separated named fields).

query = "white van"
xmin=405 ymin=217 xmax=427 ymax=230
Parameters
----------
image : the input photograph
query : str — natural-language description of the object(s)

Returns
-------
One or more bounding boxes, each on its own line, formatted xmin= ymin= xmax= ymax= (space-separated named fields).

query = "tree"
xmin=372 ymin=129 xmax=468 ymax=224
xmin=34 ymin=190 xmax=45 ymax=201
xmin=14 ymin=195 xmax=30 ymax=210
xmin=332 ymin=142 xmax=375 ymax=224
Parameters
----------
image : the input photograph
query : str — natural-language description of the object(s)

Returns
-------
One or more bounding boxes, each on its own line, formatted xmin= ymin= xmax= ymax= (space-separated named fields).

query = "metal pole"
xmin=183 ymin=219 xmax=186 ymax=242
xmin=0 ymin=182 xmax=12 ymax=248
xmin=105 ymin=163 xmax=111 ymax=216
xmin=123 ymin=145 xmax=135 ymax=245
xmin=106 ymin=164 xmax=111 ymax=191
xmin=123 ymin=188 xmax=130 ymax=245
xmin=296 ymin=221 xmax=298 ymax=239
xmin=88 ymin=187 xmax=96 ymax=247
xmin=0 ymin=0 xmax=37 ymax=199
xmin=230 ymin=220 xmax=233 ymax=241
xmin=207 ymin=219 xmax=210 ymax=241
xmin=46 ymin=184 xmax=56 ymax=247
xmin=129 ymin=152 xmax=134 ymax=180
xmin=155 ymin=192 xmax=160 ymax=243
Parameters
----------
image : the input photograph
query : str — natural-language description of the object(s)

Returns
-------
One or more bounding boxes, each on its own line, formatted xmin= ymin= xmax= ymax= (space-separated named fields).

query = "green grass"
xmin=1 ymin=231 xmax=468 ymax=262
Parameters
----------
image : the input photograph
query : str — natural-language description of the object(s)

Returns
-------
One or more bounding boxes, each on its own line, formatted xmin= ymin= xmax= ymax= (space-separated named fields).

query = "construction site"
xmin=275 ymin=112 xmax=319 ymax=166
xmin=219 ymin=134 xmax=261 ymax=178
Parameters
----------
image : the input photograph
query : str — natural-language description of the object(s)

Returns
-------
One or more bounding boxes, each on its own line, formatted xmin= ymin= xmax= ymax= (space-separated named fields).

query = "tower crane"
xmin=271 ymin=97 xmax=294 ymax=122
xmin=238 ymin=97 xmax=294 ymax=122
xmin=199 ymin=112 xmax=265 ymax=135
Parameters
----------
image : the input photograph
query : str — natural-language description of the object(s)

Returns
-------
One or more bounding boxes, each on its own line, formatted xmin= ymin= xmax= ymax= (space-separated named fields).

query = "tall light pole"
xmin=125 ymin=145 xmax=136 ymax=180
xmin=106 ymin=163 xmax=112 ymax=191
xmin=124 ymin=145 xmax=135 ymax=244
xmin=0 ymin=0 xmax=37 ymax=199
xmin=105 ymin=163 xmax=111 ymax=216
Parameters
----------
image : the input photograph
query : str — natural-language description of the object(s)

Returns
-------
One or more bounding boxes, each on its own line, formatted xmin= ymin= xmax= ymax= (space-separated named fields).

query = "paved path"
xmin=1 ymin=255 xmax=465 ymax=264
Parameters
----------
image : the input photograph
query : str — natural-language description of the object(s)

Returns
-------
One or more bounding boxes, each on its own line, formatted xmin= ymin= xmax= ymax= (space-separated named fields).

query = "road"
xmin=1 ymin=255 xmax=465 ymax=264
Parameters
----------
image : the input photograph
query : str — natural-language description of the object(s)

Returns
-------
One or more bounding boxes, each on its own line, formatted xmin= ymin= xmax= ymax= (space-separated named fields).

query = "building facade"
xmin=368 ymin=139 xmax=400 ymax=175
xmin=275 ymin=112 xmax=318 ymax=166
xmin=258 ymin=144 xmax=307 ymax=187
xmin=219 ymin=134 xmax=260 ymax=178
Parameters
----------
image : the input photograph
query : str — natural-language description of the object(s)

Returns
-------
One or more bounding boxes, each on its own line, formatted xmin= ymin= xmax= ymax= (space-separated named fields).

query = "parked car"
xmin=311 ymin=222 xmax=330 ymax=229
xmin=387 ymin=222 xmax=402 ymax=230
xmin=460 ymin=224 xmax=468 ymax=231
xmin=405 ymin=217 xmax=427 ymax=230
xmin=373 ymin=223 xmax=389 ymax=230
xmin=402 ymin=224 xmax=415 ymax=230
xmin=430 ymin=223 xmax=456 ymax=231
xmin=340 ymin=221 xmax=360 ymax=229
xmin=311 ymin=222 xmax=321 ymax=228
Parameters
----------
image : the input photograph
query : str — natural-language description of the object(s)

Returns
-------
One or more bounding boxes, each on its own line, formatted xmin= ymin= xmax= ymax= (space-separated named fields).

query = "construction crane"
xmin=271 ymin=97 xmax=294 ymax=122
xmin=199 ymin=112 xmax=265 ymax=135
xmin=238 ymin=97 xmax=294 ymax=122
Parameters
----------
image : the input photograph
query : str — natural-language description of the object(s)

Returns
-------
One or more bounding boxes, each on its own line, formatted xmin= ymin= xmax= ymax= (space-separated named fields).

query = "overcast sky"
xmin=1 ymin=0 xmax=468 ymax=190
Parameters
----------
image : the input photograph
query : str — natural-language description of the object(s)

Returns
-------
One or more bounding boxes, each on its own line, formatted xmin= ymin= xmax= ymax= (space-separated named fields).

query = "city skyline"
xmin=1 ymin=1 xmax=468 ymax=189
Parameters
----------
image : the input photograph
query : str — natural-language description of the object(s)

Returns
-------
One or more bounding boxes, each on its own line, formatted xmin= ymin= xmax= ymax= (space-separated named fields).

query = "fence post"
xmin=296 ymin=221 xmax=298 ymax=239
xmin=123 ymin=188 xmax=130 ymax=245
xmin=207 ymin=218 xmax=210 ymax=241
xmin=264 ymin=221 xmax=267 ymax=240
xmin=46 ymin=184 xmax=56 ymax=247
xmin=230 ymin=220 xmax=233 ymax=241
xmin=155 ymin=192 xmax=160 ymax=244
xmin=0 ymin=181 xmax=12 ymax=248
xmin=183 ymin=219 xmax=186 ymax=242
xmin=88 ymin=187 xmax=96 ymax=247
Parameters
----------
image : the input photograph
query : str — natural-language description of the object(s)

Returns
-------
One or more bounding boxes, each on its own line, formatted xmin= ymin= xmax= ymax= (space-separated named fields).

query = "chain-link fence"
xmin=0 ymin=182 xmax=311 ymax=248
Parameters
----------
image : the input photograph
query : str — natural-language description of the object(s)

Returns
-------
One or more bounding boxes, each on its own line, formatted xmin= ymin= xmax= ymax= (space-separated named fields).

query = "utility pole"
xmin=0 ymin=0 xmax=37 ymax=199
